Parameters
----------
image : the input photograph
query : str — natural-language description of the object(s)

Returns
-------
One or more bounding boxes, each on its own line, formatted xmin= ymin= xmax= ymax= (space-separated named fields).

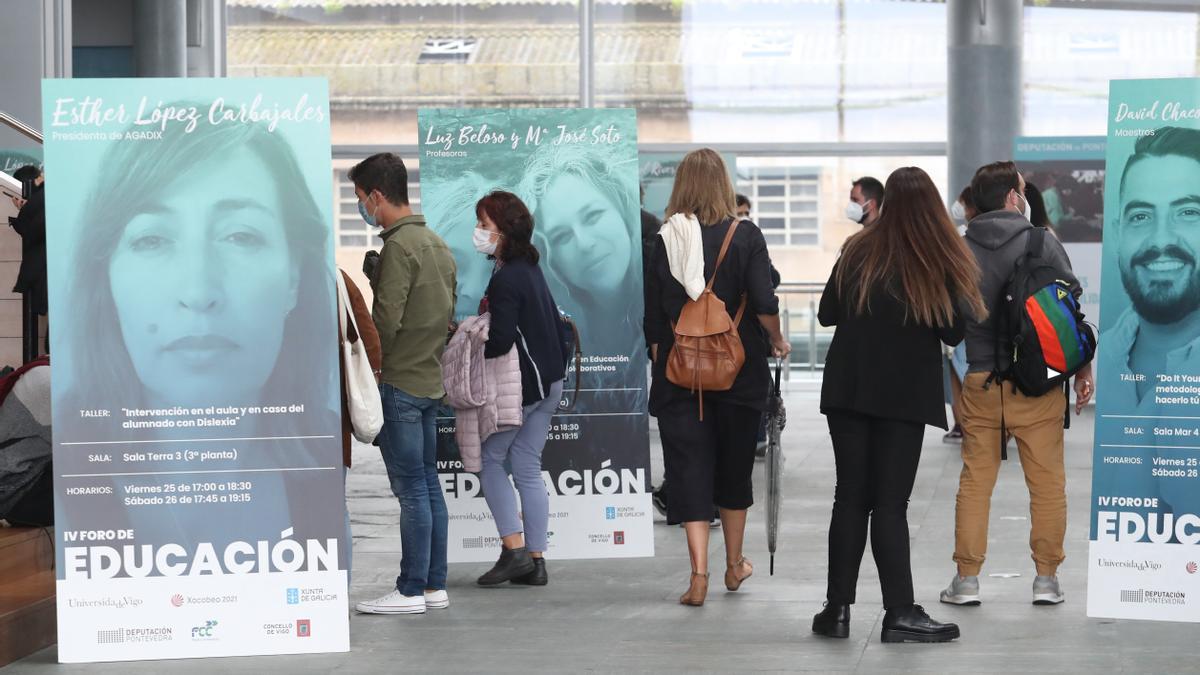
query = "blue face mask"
xmin=359 ymin=195 xmax=377 ymax=227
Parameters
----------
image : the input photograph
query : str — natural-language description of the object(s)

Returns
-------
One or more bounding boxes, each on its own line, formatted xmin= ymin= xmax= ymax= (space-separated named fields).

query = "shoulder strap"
xmin=335 ymin=272 xmax=361 ymax=344
xmin=555 ymin=315 xmax=583 ymax=413
xmin=706 ymin=218 xmax=741 ymax=292
xmin=1025 ymin=226 xmax=1045 ymax=260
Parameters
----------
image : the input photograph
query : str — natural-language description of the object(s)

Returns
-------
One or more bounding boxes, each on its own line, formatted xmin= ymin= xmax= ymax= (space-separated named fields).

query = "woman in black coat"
xmin=644 ymin=149 xmax=789 ymax=607
xmin=812 ymin=167 xmax=987 ymax=643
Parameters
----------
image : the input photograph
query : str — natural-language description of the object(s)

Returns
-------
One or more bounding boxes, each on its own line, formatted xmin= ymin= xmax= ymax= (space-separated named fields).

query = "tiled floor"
xmin=8 ymin=384 xmax=1191 ymax=673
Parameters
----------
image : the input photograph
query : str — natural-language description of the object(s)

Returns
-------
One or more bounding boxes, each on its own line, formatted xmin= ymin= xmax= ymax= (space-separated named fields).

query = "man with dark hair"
xmin=640 ymin=183 xmax=661 ymax=278
xmin=847 ymin=177 xmax=883 ymax=227
xmin=942 ymin=160 xmax=1094 ymax=609
xmin=350 ymin=153 xmax=458 ymax=617
xmin=8 ymin=165 xmax=47 ymax=356
xmin=734 ymin=192 xmax=782 ymax=457
xmin=736 ymin=193 xmax=752 ymax=219
xmin=1099 ymin=125 xmax=1200 ymax=520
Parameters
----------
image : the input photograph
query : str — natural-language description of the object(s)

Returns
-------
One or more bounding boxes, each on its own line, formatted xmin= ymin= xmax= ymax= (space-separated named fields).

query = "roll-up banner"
xmin=1012 ymin=136 xmax=1105 ymax=327
xmin=418 ymin=108 xmax=654 ymax=562
xmin=639 ymin=151 xmax=738 ymax=223
xmin=1089 ymin=78 xmax=1200 ymax=622
xmin=42 ymin=78 xmax=350 ymax=661
xmin=0 ymin=148 xmax=42 ymax=177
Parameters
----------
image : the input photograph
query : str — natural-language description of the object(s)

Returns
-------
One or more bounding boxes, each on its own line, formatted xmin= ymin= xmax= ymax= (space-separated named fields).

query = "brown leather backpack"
xmin=666 ymin=219 xmax=747 ymax=419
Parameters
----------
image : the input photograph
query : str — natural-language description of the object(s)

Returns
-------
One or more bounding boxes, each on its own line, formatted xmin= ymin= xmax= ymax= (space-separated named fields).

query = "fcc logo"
xmin=191 ymin=620 xmax=218 ymax=640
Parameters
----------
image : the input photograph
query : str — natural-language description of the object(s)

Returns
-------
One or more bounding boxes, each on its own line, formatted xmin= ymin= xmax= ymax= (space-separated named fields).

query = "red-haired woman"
xmin=471 ymin=190 xmax=567 ymax=588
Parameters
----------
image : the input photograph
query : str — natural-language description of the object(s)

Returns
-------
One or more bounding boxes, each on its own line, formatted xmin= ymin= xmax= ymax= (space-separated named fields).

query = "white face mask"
xmin=473 ymin=226 xmax=498 ymax=255
xmin=950 ymin=200 xmax=967 ymax=222
xmin=1014 ymin=191 xmax=1032 ymax=222
xmin=845 ymin=201 xmax=865 ymax=224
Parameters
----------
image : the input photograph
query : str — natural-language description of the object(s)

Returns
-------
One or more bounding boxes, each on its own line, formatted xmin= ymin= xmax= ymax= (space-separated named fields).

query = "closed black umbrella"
xmin=765 ymin=360 xmax=786 ymax=575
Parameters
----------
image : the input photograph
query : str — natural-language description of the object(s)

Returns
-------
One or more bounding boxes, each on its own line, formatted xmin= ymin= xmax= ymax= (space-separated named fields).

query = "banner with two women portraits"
xmin=42 ymin=82 xmax=656 ymax=662
xmin=418 ymin=108 xmax=654 ymax=564
xmin=42 ymin=77 xmax=349 ymax=662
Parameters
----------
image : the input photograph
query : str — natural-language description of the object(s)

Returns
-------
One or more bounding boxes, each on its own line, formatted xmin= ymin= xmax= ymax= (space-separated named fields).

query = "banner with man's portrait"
xmin=1089 ymin=78 xmax=1200 ymax=623
xmin=42 ymin=77 xmax=349 ymax=661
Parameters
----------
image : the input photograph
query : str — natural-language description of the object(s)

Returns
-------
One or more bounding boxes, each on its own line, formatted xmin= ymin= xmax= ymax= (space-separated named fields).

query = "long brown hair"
xmin=665 ymin=148 xmax=737 ymax=225
xmin=835 ymin=166 xmax=987 ymax=327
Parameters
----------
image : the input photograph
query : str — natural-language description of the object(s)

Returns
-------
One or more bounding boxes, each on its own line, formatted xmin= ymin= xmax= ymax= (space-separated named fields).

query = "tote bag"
xmin=336 ymin=273 xmax=384 ymax=443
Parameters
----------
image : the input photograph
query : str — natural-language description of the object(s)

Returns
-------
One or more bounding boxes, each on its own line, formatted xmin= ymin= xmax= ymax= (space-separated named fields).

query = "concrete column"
xmin=133 ymin=0 xmax=187 ymax=77
xmin=579 ymin=0 xmax=595 ymax=107
xmin=948 ymin=0 xmax=1023 ymax=198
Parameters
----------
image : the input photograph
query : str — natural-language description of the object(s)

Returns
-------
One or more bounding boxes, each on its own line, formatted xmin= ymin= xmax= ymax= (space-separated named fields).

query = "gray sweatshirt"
xmin=963 ymin=210 xmax=1081 ymax=373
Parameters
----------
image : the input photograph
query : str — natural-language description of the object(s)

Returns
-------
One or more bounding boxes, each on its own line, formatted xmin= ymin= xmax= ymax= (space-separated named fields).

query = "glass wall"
xmin=1023 ymin=5 xmax=1200 ymax=136
xmin=227 ymin=0 xmax=1200 ymax=289
xmin=596 ymin=1 xmax=947 ymax=144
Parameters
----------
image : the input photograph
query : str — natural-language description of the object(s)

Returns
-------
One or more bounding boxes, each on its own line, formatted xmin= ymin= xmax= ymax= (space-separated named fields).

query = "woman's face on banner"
xmin=107 ymin=149 xmax=298 ymax=405
xmin=537 ymin=173 xmax=631 ymax=295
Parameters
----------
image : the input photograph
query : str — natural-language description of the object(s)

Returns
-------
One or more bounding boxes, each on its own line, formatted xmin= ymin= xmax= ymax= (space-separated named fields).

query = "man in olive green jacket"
xmin=348 ymin=153 xmax=458 ymax=616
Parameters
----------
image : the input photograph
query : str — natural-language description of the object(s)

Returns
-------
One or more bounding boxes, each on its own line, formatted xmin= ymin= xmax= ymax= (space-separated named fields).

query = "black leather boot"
xmin=511 ymin=557 xmax=548 ymax=586
xmin=881 ymin=604 xmax=960 ymax=643
xmin=812 ymin=603 xmax=851 ymax=638
xmin=477 ymin=547 xmax=535 ymax=586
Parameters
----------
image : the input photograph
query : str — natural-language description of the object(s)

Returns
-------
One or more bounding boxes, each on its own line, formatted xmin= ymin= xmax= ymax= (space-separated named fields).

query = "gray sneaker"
xmin=939 ymin=574 xmax=981 ymax=606
xmin=1032 ymin=575 xmax=1064 ymax=605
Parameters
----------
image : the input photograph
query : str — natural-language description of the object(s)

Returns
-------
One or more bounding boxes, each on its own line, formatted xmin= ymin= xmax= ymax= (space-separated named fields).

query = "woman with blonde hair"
xmin=644 ymin=148 xmax=790 ymax=607
xmin=813 ymin=166 xmax=987 ymax=643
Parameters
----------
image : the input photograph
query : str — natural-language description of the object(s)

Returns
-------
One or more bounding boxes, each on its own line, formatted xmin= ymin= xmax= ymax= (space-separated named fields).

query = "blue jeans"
xmin=479 ymin=380 xmax=563 ymax=553
xmin=378 ymin=384 xmax=449 ymax=596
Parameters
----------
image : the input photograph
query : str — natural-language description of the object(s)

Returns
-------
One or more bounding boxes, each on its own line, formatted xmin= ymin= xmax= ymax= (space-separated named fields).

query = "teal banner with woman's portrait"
xmin=419 ymin=108 xmax=653 ymax=562
xmin=42 ymin=78 xmax=349 ymax=661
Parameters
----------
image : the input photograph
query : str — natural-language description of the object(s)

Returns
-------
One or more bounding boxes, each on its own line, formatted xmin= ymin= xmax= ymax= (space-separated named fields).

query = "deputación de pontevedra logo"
xmin=95 ymin=627 xmax=173 ymax=644
xmin=1120 ymin=589 xmax=1187 ymax=605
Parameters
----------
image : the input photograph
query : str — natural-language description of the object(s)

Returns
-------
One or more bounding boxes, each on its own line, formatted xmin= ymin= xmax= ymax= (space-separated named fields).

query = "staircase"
xmin=0 ymin=526 xmax=56 ymax=665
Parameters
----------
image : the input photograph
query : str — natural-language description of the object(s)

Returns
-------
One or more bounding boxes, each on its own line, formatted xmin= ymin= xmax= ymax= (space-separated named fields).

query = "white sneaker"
xmin=424 ymin=589 xmax=449 ymax=609
xmin=1032 ymin=575 xmax=1065 ymax=605
xmin=939 ymin=574 xmax=981 ymax=606
xmin=355 ymin=589 xmax=426 ymax=615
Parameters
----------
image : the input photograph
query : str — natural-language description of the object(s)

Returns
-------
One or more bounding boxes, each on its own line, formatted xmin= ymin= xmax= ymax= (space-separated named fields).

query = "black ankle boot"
xmin=881 ymin=604 xmax=960 ymax=643
xmin=511 ymin=557 xmax=548 ymax=586
xmin=812 ymin=603 xmax=850 ymax=638
xmin=477 ymin=547 xmax=535 ymax=586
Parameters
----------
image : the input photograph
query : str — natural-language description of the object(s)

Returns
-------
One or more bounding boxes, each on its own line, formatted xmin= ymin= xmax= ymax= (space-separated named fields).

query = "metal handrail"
xmin=0 ymin=111 xmax=43 ymax=144
xmin=775 ymin=281 xmax=831 ymax=378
